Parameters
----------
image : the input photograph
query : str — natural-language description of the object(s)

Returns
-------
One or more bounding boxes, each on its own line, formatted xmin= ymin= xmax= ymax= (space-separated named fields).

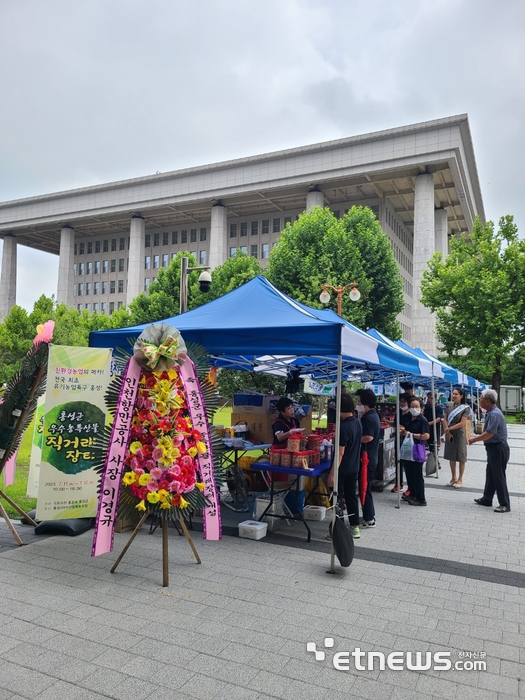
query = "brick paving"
xmin=0 ymin=425 xmax=523 ymax=699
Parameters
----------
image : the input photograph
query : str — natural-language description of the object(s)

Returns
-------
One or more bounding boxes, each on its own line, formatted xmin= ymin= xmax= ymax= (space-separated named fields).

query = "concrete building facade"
xmin=0 ymin=114 xmax=484 ymax=355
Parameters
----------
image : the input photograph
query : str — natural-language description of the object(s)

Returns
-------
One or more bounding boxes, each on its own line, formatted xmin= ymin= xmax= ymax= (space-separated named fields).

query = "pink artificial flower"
xmin=33 ymin=320 xmax=55 ymax=345
xmin=133 ymin=467 xmax=145 ymax=476
xmin=168 ymin=480 xmax=182 ymax=492
xmin=150 ymin=467 xmax=163 ymax=480
xmin=145 ymin=460 xmax=156 ymax=471
xmin=152 ymin=448 xmax=163 ymax=461
xmin=169 ymin=465 xmax=181 ymax=476
xmin=146 ymin=480 xmax=159 ymax=492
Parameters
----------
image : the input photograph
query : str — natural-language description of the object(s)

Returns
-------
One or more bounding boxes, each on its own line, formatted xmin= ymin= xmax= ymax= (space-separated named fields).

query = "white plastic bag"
xmin=400 ymin=432 xmax=414 ymax=461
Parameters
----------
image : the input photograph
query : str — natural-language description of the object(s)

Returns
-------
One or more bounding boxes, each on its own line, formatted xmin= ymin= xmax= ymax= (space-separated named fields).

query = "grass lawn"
xmin=3 ymin=419 xmax=37 ymax=519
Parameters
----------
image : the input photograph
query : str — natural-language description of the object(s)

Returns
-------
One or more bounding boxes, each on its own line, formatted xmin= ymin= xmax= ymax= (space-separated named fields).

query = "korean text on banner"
xmin=36 ymin=346 xmax=111 ymax=521
xmin=27 ymin=395 xmax=45 ymax=498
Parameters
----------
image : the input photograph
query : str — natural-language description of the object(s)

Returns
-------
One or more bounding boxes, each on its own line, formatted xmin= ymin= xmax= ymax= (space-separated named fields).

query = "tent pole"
xmin=431 ymin=373 xmax=439 ymax=479
xmin=396 ymin=372 xmax=401 ymax=509
xmin=328 ymin=354 xmax=342 ymax=574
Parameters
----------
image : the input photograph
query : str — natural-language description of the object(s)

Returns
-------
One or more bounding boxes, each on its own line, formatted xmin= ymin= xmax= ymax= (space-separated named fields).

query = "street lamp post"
xmin=319 ymin=282 xmax=361 ymax=316
xmin=179 ymin=256 xmax=212 ymax=314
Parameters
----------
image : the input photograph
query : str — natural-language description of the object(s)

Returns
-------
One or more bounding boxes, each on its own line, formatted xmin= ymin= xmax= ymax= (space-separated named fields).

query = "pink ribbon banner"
xmin=91 ymin=357 xmax=141 ymax=557
xmin=180 ymin=358 xmax=221 ymax=540
xmin=3 ymin=449 xmax=18 ymax=488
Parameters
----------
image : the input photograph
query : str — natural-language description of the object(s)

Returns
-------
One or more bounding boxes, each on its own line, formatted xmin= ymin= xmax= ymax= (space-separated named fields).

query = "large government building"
xmin=0 ymin=114 xmax=484 ymax=355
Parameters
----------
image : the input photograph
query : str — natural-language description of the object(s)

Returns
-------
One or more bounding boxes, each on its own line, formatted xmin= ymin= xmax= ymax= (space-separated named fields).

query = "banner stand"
xmin=110 ymin=513 xmax=201 ymax=587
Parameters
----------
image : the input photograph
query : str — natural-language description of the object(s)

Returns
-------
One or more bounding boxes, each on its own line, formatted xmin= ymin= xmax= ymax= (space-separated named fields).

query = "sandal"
xmin=447 ymin=480 xmax=457 ymax=486
xmin=453 ymin=482 xmax=462 ymax=489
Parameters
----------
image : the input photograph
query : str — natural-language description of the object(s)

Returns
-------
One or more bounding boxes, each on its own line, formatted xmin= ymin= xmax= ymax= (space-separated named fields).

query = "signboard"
xmin=303 ymin=378 xmax=336 ymax=396
xmin=36 ymin=345 xmax=111 ymax=521
xmin=26 ymin=395 xmax=45 ymax=498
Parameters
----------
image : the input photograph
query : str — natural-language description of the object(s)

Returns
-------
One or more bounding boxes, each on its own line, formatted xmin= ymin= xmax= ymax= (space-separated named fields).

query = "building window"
xmin=79 ymin=242 xmax=85 ymax=255
xmin=240 ymin=223 xmax=248 ymax=237
xmin=74 ymin=244 xmax=77 ymax=255
xmin=110 ymin=281 xmax=115 ymax=294
xmin=200 ymin=227 xmax=207 ymax=242
xmin=103 ymin=260 xmax=108 ymax=273
xmin=77 ymin=304 xmax=81 ymax=311
xmin=230 ymin=223 xmax=237 ymax=238
xmin=101 ymin=302 xmax=106 ymax=314
xmin=94 ymin=261 xmax=100 ymax=274
xmin=153 ymin=255 xmax=160 ymax=269
xmin=240 ymin=246 xmax=247 ymax=253
xmin=262 ymin=220 xmax=269 ymax=235
xmin=110 ymin=259 xmax=116 ymax=273
xmin=251 ymin=221 xmax=258 ymax=236
xmin=144 ymin=278 xmax=150 ymax=291
xmin=230 ymin=247 xmax=236 ymax=257
xmin=103 ymin=239 xmax=109 ymax=252
xmin=190 ymin=229 xmax=197 ymax=243
xmin=251 ymin=245 xmax=258 ymax=258
xmin=284 ymin=216 xmax=292 ymax=226
xmin=111 ymin=238 xmax=117 ymax=251
xmin=162 ymin=254 xmax=169 ymax=268
xmin=145 ymin=256 xmax=151 ymax=270
xmin=77 ymin=283 xmax=83 ymax=296
xmin=189 ymin=251 xmax=196 ymax=258
xmin=102 ymin=281 xmax=107 ymax=294
xmin=85 ymin=303 xmax=91 ymax=311
xmin=273 ymin=218 xmax=281 ymax=233
xmin=94 ymin=281 xmax=99 ymax=295
xmin=87 ymin=241 xmax=93 ymax=254
xmin=118 ymin=280 xmax=124 ymax=293
xmin=74 ymin=264 xmax=77 ymax=276
xmin=86 ymin=282 xmax=91 ymax=295
xmin=86 ymin=262 xmax=92 ymax=275
xmin=145 ymin=234 xmax=151 ymax=248
xmin=117 ymin=301 xmax=123 ymax=309
xmin=93 ymin=303 xmax=98 ymax=312
xmin=261 ymin=243 xmax=269 ymax=259
xmin=78 ymin=262 xmax=84 ymax=276
xmin=95 ymin=240 xmax=101 ymax=254
xmin=119 ymin=258 xmax=124 ymax=272
xmin=171 ymin=252 xmax=177 ymax=260
xmin=119 ymin=237 xmax=125 ymax=250
xmin=172 ymin=231 xmax=178 ymax=244
xmin=109 ymin=302 xmax=114 ymax=314
xmin=199 ymin=250 xmax=206 ymax=265
xmin=332 ymin=209 xmax=340 ymax=219
xmin=153 ymin=232 xmax=160 ymax=247
xmin=163 ymin=232 xmax=169 ymax=246
xmin=181 ymin=230 xmax=188 ymax=244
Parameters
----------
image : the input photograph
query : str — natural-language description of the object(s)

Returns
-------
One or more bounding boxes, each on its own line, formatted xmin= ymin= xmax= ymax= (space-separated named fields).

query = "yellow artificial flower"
xmin=179 ymin=496 xmax=190 ymax=509
xmin=138 ymin=473 xmax=152 ymax=486
xmin=155 ymin=402 xmax=168 ymax=417
xmin=187 ymin=447 xmax=197 ymax=458
xmin=158 ymin=436 xmax=173 ymax=450
xmin=197 ymin=441 xmax=206 ymax=454
xmin=147 ymin=492 xmax=160 ymax=504
xmin=195 ymin=482 xmax=205 ymax=492
xmin=122 ymin=472 xmax=137 ymax=486
xmin=159 ymin=454 xmax=173 ymax=468
xmin=158 ymin=489 xmax=169 ymax=501
xmin=129 ymin=441 xmax=142 ymax=454
xmin=136 ymin=500 xmax=146 ymax=511
xmin=171 ymin=446 xmax=180 ymax=458
xmin=160 ymin=500 xmax=171 ymax=509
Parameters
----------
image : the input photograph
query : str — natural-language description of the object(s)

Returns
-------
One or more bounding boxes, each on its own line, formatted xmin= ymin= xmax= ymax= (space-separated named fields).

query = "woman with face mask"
xmin=442 ymin=388 xmax=470 ymax=487
xmin=399 ymin=396 xmax=430 ymax=506
xmin=390 ymin=392 xmax=413 ymax=494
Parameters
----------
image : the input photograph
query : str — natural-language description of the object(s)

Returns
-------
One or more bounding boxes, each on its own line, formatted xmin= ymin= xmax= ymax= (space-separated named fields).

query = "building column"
xmin=127 ymin=216 xmax=145 ymax=304
xmin=0 ymin=235 xmax=17 ymax=318
xmin=434 ymin=208 xmax=448 ymax=259
xmin=306 ymin=187 xmax=324 ymax=211
xmin=209 ymin=203 xmax=227 ymax=268
xmin=56 ymin=226 xmax=75 ymax=306
xmin=412 ymin=173 xmax=436 ymax=354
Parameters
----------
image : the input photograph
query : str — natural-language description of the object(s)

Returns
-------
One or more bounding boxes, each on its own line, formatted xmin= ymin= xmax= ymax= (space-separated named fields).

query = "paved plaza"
xmin=0 ymin=426 xmax=523 ymax=699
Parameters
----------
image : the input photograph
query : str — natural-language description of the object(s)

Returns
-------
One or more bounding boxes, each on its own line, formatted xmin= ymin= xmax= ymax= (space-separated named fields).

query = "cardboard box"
xmin=114 ymin=515 xmax=140 ymax=533
xmin=232 ymin=409 xmax=312 ymax=445
xmin=232 ymin=394 xmax=279 ymax=414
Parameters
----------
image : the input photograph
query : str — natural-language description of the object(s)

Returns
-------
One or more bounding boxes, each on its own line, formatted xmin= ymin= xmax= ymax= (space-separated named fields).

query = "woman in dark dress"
xmin=400 ymin=396 xmax=430 ymax=506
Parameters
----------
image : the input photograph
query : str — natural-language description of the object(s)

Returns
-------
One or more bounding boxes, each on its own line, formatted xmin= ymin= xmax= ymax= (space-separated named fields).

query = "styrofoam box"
xmin=239 ymin=520 xmax=268 ymax=540
xmin=303 ymin=505 xmax=327 ymax=521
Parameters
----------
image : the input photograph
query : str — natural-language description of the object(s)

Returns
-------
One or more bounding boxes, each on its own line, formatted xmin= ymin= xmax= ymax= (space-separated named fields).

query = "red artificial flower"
xmin=145 ymin=376 xmax=157 ymax=389
xmin=158 ymin=479 xmax=170 ymax=490
xmin=192 ymin=429 xmax=202 ymax=440
xmin=171 ymin=494 xmax=181 ymax=506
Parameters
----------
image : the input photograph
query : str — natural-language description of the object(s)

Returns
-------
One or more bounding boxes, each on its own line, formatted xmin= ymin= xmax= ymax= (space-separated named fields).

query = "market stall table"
xmin=249 ymin=461 xmax=331 ymax=541
xmin=220 ymin=441 xmax=271 ymax=511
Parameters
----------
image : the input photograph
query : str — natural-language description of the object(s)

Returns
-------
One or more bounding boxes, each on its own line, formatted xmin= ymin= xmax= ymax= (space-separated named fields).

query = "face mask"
xmin=356 ymin=405 xmax=365 ymax=416
xmin=400 ymin=404 xmax=408 ymax=412
xmin=410 ymin=407 xmax=421 ymax=416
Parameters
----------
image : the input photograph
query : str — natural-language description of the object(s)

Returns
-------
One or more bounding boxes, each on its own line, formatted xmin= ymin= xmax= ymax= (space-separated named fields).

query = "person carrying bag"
xmin=399 ymin=396 xmax=431 ymax=506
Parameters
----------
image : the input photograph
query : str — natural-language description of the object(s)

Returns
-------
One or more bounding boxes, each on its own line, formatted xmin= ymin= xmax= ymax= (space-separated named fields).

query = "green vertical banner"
xmin=26 ymin=395 xmax=45 ymax=498
xmin=36 ymin=345 xmax=112 ymax=521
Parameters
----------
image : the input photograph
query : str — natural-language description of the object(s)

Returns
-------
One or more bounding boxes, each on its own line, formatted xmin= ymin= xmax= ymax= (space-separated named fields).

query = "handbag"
xmin=400 ymin=432 xmax=414 ymax=461
xmin=425 ymin=450 xmax=438 ymax=476
xmin=332 ymin=515 xmax=355 ymax=568
xmin=412 ymin=437 xmax=426 ymax=463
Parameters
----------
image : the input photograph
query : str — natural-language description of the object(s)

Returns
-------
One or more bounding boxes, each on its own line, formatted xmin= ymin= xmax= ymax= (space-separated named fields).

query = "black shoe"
xmin=474 ymin=498 xmax=492 ymax=507
xmin=408 ymin=499 xmax=427 ymax=506
xmin=494 ymin=505 xmax=510 ymax=513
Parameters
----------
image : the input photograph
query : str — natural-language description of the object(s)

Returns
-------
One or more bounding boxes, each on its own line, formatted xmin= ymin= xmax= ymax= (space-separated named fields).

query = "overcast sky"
xmin=1 ymin=0 xmax=524 ymax=311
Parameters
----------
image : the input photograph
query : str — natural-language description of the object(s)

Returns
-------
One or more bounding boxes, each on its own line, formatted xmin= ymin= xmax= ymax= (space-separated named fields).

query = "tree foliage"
xmin=265 ymin=206 xmax=403 ymax=336
xmin=420 ymin=215 xmax=525 ymax=395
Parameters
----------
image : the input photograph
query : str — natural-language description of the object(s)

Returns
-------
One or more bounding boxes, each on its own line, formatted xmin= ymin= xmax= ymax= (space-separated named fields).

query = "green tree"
xmin=341 ymin=206 xmax=404 ymax=337
xmin=265 ymin=206 xmax=403 ymax=335
xmin=501 ymin=346 xmax=525 ymax=387
xmin=420 ymin=215 xmax=525 ymax=396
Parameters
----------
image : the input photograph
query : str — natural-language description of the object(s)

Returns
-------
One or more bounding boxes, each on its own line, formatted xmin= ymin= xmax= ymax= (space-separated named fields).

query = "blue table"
xmin=250 ymin=461 xmax=331 ymax=541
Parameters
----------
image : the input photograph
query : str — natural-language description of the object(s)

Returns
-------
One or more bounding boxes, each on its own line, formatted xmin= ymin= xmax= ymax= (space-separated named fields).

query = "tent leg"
xmin=396 ymin=373 xmax=401 ymax=509
xmin=327 ymin=354 xmax=342 ymax=575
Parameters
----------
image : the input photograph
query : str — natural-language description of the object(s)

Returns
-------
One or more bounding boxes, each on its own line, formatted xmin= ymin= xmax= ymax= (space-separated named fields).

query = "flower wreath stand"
xmin=0 ymin=322 xmax=54 ymax=545
xmin=91 ymin=324 xmax=224 ymax=586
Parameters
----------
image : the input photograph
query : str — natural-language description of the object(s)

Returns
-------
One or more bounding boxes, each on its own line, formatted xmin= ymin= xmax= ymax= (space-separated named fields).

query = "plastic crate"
xmin=238 ymin=521 xmax=268 ymax=540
